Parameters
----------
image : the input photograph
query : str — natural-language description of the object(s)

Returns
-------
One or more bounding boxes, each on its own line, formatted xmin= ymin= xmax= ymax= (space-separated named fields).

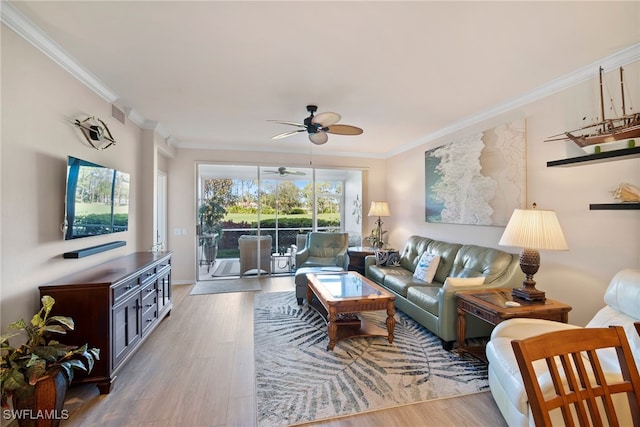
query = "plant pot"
xmin=12 ymin=370 xmax=69 ymax=427
xmin=205 ymin=239 xmax=218 ymax=265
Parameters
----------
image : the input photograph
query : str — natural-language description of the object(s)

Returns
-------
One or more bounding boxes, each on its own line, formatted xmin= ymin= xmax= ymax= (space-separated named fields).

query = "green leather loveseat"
xmin=365 ymin=235 xmax=523 ymax=349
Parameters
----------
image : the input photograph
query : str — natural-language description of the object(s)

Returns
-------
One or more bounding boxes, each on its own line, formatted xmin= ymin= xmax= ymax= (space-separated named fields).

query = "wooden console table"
xmin=455 ymin=288 xmax=572 ymax=361
xmin=39 ymin=251 xmax=173 ymax=393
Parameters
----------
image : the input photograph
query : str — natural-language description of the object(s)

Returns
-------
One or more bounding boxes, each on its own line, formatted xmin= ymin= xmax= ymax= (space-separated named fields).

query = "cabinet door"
xmin=157 ymin=269 xmax=171 ymax=313
xmin=112 ymin=293 xmax=142 ymax=368
xmin=141 ymin=282 xmax=158 ymax=335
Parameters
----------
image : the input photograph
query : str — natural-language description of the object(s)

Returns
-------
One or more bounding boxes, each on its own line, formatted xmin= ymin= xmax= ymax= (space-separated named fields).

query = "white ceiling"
xmin=4 ymin=1 xmax=640 ymax=158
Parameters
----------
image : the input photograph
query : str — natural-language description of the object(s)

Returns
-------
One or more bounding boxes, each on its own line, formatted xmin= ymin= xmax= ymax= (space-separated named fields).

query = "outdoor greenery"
xmin=200 ymin=177 xmax=344 ymax=260
xmin=220 ymin=178 xmax=342 ymax=216
xmin=199 ymin=179 xmax=233 ymax=235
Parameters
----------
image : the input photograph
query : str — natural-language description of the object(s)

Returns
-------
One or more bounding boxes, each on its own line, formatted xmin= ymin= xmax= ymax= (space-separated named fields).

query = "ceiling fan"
xmin=269 ymin=105 xmax=363 ymax=145
xmin=263 ymin=167 xmax=306 ymax=176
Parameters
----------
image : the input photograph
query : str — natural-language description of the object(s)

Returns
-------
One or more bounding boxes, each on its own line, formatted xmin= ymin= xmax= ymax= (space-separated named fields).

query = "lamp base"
xmin=512 ymin=285 xmax=546 ymax=302
xmin=514 ymin=248 xmax=546 ymax=302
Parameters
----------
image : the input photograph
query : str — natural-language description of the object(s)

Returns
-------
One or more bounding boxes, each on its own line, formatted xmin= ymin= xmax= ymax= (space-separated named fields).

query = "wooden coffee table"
xmin=306 ymin=271 xmax=396 ymax=351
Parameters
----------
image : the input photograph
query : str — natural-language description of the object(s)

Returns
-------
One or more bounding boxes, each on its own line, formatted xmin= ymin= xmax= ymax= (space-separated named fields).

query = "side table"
xmin=346 ymin=246 xmax=377 ymax=275
xmin=271 ymin=252 xmax=293 ymax=275
xmin=455 ymin=288 xmax=572 ymax=361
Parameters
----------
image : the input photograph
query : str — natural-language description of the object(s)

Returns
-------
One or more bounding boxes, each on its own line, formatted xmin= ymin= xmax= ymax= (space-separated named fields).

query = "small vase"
xmin=12 ymin=371 xmax=69 ymax=427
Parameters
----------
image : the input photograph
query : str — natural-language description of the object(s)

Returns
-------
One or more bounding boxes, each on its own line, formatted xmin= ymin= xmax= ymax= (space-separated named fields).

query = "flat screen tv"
xmin=64 ymin=156 xmax=130 ymax=240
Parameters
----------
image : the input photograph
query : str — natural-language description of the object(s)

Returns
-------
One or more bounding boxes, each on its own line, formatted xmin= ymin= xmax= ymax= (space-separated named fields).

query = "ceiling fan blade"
xmin=309 ymin=131 xmax=328 ymax=145
xmin=288 ymin=170 xmax=306 ymax=176
xmin=272 ymin=129 xmax=306 ymax=140
xmin=312 ymin=112 xmax=341 ymax=127
xmin=267 ymin=120 xmax=306 ymax=128
xmin=326 ymin=124 xmax=363 ymax=136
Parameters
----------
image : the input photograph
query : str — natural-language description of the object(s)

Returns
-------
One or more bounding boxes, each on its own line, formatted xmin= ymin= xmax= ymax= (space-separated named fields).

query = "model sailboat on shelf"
xmin=545 ymin=66 xmax=640 ymax=148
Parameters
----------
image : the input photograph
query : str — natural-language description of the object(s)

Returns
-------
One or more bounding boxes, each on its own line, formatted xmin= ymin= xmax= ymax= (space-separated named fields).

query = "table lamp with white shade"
xmin=499 ymin=203 xmax=568 ymax=301
xmin=368 ymin=201 xmax=390 ymax=249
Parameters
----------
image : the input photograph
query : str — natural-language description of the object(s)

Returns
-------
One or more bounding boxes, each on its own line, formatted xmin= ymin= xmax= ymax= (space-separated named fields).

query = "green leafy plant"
xmin=0 ymin=295 xmax=100 ymax=408
xmin=365 ymin=227 xmax=387 ymax=249
xmin=199 ymin=197 xmax=226 ymax=236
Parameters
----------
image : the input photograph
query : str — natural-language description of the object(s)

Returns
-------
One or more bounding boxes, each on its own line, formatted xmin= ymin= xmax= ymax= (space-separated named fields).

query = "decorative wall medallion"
xmin=74 ymin=116 xmax=116 ymax=150
xmin=352 ymin=194 xmax=362 ymax=224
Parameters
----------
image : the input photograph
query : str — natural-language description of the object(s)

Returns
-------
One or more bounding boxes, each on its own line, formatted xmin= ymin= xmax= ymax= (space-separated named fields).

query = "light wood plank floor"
xmin=59 ymin=276 xmax=507 ymax=426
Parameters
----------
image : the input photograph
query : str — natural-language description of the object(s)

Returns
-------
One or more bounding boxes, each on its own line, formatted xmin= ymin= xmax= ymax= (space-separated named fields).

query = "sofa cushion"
xmin=413 ymin=253 xmax=440 ymax=282
xmin=397 ymin=236 xmax=461 ymax=282
xmin=380 ymin=268 xmax=423 ymax=297
xmin=425 ymin=240 xmax=462 ymax=284
xmin=601 ymin=269 xmax=640 ymax=320
xmin=444 ymin=276 xmax=485 ymax=287
xmin=407 ymin=286 xmax=440 ymax=316
xmin=587 ymin=306 xmax=640 ymax=373
xmin=450 ymin=245 xmax=516 ymax=283
xmin=366 ymin=264 xmax=393 ymax=285
xmin=398 ymin=235 xmax=434 ymax=272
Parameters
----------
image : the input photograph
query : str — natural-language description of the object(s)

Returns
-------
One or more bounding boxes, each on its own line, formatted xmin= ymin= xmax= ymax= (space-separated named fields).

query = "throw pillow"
xmin=413 ymin=252 xmax=440 ymax=283
xmin=444 ymin=277 xmax=485 ymax=287
xmin=375 ymin=250 xmax=401 ymax=266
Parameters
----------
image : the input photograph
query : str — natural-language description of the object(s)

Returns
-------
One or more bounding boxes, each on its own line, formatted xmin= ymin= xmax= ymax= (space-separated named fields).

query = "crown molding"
xmin=1 ymin=1 xmax=118 ymax=103
xmin=387 ymin=42 xmax=640 ymax=158
xmin=3 ymin=0 xmax=638 ymax=159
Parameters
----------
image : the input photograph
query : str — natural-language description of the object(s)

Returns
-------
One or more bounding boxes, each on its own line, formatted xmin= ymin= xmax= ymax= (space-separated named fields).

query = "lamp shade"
xmin=368 ymin=201 xmax=390 ymax=217
xmin=499 ymin=207 xmax=568 ymax=251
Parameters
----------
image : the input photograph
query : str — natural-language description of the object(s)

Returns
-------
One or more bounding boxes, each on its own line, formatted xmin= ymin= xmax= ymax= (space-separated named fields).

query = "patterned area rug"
xmin=254 ymin=291 xmax=488 ymax=426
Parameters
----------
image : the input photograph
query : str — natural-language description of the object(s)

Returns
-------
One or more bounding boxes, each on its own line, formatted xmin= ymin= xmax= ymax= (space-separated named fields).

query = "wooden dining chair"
xmin=511 ymin=326 xmax=640 ymax=426
xmin=635 ymin=321 xmax=640 ymax=338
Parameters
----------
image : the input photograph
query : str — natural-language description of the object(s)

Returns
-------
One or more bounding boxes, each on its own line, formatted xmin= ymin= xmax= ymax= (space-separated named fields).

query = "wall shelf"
xmin=589 ymin=203 xmax=640 ymax=210
xmin=547 ymin=146 xmax=640 ymax=167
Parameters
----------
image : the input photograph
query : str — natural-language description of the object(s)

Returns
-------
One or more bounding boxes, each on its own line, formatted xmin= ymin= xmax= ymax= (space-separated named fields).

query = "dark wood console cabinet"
xmin=39 ymin=251 xmax=173 ymax=394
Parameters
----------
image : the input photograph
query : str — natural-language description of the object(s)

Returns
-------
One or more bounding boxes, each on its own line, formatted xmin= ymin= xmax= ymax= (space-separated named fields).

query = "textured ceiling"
xmin=5 ymin=1 xmax=640 ymax=157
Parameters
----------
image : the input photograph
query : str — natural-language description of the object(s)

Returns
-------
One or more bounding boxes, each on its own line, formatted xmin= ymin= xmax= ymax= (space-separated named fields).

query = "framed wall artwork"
xmin=425 ymin=119 xmax=526 ymax=226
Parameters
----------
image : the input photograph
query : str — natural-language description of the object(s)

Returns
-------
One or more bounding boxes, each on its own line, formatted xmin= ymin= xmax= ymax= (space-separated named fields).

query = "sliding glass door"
xmin=196 ymin=164 xmax=362 ymax=281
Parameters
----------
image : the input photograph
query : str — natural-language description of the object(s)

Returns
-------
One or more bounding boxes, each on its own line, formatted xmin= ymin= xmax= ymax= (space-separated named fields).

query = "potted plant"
xmin=365 ymin=227 xmax=387 ymax=249
xmin=199 ymin=196 xmax=227 ymax=267
xmin=1 ymin=295 xmax=100 ymax=427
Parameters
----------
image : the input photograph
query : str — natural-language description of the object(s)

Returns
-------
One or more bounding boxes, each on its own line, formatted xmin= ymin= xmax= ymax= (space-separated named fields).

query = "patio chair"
xmin=238 ymin=235 xmax=272 ymax=277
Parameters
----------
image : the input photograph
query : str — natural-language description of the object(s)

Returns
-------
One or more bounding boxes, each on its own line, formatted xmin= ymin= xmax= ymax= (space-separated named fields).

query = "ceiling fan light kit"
xmin=269 ymin=105 xmax=363 ymax=145
xmin=264 ymin=166 xmax=306 ymax=176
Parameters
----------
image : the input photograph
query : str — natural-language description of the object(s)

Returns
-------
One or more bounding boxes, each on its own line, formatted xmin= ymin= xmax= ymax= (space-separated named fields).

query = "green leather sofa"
xmin=365 ymin=235 xmax=523 ymax=349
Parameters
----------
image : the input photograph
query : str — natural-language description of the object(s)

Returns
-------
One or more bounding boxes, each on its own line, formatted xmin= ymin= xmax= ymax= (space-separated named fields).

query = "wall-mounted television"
xmin=64 ymin=156 xmax=130 ymax=240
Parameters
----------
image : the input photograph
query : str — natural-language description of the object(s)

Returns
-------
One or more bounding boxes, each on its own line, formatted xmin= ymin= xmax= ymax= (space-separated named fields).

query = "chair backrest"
xmin=511 ymin=326 xmax=640 ymax=426
xmin=238 ymin=235 xmax=272 ymax=276
xmin=306 ymin=232 xmax=349 ymax=258
xmin=296 ymin=234 xmax=308 ymax=251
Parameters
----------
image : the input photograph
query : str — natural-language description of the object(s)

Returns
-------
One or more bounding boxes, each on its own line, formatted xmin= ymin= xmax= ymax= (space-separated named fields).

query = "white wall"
xmin=0 ymin=27 xmax=150 ymax=328
xmin=387 ymin=61 xmax=640 ymax=326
